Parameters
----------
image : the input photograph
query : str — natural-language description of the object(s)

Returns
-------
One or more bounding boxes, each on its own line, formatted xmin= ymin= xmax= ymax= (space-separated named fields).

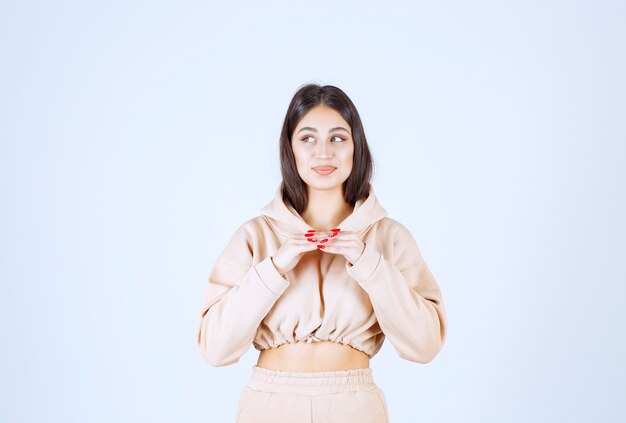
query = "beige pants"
xmin=234 ymin=365 xmax=390 ymax=423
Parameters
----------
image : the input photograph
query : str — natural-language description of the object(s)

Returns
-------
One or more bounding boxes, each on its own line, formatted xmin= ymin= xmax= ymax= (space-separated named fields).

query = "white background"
xmin=1 ymin=1 xmax=625 ymax=422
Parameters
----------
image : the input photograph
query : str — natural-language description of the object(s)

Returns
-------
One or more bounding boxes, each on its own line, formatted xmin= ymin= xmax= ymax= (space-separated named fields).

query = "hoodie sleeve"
xmin=196 ymin=222 xmax=290 ymax=366
xmin=345 ymin=223 xmax=447 ymax=363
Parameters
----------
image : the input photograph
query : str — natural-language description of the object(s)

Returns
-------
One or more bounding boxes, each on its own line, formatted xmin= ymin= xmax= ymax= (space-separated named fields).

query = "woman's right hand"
xmin=271 ymin=230 xmax=336 ymax=276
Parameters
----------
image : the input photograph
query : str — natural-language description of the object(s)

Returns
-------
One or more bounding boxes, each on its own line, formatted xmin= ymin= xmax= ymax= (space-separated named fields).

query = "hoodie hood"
xmin=260 ymin=183 xmax=388 ymax=239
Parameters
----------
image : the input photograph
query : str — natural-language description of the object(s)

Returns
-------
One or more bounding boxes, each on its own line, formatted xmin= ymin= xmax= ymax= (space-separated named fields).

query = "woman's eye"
xmin=301 ymin=135 xmax=346 ymax=143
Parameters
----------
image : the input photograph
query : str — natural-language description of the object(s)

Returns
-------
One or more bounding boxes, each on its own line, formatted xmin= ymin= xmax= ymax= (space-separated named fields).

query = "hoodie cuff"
xmin=345 ymin=242 xmax=382 ymax=283
xmin=254 ymin=256 xmax=290 ymax=296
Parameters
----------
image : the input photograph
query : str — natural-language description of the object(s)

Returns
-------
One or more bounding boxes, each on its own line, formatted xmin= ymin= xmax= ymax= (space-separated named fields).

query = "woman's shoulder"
xmin=215 ymin=216 xmax=273 ymax=262
xmin=230 ymin=215 xmax=278 ymax=241
xmin=374 ymin=216 xmax=414 ymax=237
xmin=238 ymin=215 xmax=268 ymax=229
xmin=371 ymin=217 xmax=425 ymax=264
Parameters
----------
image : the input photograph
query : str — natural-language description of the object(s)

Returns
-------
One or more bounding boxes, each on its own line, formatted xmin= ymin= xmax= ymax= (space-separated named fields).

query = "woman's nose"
xmin=316 ymin=140 xmax=331 ymax=158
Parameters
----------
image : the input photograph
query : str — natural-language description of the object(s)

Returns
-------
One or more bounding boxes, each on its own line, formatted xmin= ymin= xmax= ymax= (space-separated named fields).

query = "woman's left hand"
xmin=315 ymin=229 xmax=365 ymax=265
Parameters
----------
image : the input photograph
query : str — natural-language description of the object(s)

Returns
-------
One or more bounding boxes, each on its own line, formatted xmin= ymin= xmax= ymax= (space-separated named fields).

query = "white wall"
xmin=1 ymin=1 xmax=624 ymax=421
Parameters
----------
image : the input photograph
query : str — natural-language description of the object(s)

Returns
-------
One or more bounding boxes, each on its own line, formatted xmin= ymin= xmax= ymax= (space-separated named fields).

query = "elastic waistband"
xmin=247 ymin=365 xmax=377 ymax=395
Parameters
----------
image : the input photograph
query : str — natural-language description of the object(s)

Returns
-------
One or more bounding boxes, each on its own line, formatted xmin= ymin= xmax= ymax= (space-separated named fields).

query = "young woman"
xmin=196 ymin=83 xmax=447 ymax=422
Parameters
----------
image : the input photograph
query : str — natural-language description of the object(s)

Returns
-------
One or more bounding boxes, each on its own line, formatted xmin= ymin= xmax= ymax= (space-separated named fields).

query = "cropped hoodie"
xmin=196 ymin=183 xmax=447 ymax=367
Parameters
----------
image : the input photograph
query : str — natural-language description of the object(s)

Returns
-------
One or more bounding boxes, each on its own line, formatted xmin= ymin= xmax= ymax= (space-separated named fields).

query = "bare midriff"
xmin=256 ymin=340 xmax=370 ymax=372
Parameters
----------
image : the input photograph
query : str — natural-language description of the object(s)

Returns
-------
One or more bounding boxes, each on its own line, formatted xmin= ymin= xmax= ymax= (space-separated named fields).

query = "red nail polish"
xmin=307 ymin=230 xmax=316 ymax=233
xmin=304 ymin=233 xmax=315 ymax=237
xmin=320 ymin=238 xmax=328 ymax=243
xmin=317 ymin=245 xmax=325 ymax=249
xmin=331 ymin=228 xmax=340 ymax=232
xmin=307 ymin=238 xmax=317 ymax=242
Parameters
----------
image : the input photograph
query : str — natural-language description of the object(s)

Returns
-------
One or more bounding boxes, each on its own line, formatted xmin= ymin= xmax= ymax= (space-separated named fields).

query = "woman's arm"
xmin=345 ymin=223 xmax=447 ymax=363
xmin=196 ymin=223 xmax=290 ymax=366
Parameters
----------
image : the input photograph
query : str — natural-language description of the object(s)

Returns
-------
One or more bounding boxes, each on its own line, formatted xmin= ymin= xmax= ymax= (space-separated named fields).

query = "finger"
xmin=312 ymin=229 xmax=356 ymax=238
xmin=301 ymin=230 xmax=343 ymax=241
xmin=328 ymin=233 xmax=359 ymax=242
xmin=324 ymin=228 xmax=341 ymax=238
xmin=315 ymin=244 xmax=344 ymax=254
xmin=316 ymin=243 xmax=334 ymax=252
xmin=317 ymin=238 xmax=358 ymax=248
xmin=285 ymin=236 xmax=326 ymax=251
xmin=286 ymin=236 xmax=319 ymax=246
xmin=326 ymin=229 xmax=355 ymax=238
xmin=299 ymin=231 xmax=325 ymax=244
xmin=301 ymin=233 xmax=324 ymax=249
xmin=295 ymin=239 xmax=323 ymax=253
xmin=316 ymin=234 xmax=354 ymax=245
xmin=302 ymin=232 xmax=344 ymax=244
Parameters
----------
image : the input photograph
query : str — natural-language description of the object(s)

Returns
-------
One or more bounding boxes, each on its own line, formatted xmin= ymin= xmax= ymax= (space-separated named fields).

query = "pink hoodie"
xmin=197 ymin=183 xmax=447 ymax=367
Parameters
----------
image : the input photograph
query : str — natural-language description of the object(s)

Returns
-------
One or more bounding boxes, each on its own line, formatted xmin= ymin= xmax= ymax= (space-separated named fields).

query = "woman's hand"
xmin=271 ymin=230 xmax=322 ymax=276
xmin=314 ymin=229 xmax=366 ymax=265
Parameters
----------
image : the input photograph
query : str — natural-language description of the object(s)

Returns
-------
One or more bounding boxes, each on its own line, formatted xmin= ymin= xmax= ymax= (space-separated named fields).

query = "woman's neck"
xmin=301 ymin=187 xmax=353 ymax=231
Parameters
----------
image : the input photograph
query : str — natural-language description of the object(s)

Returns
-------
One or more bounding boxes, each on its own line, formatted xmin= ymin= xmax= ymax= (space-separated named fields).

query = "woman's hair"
xmin=279 ymin=83 xmax=374 ymax=214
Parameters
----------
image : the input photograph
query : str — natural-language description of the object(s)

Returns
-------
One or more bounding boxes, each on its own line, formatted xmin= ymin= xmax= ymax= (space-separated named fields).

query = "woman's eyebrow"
xmin=297 ymin=126 xmax=350 ymax=134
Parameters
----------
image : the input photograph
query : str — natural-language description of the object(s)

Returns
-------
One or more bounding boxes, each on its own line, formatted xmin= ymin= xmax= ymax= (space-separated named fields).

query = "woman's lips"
xmin=313 ymin=166 xmax=336 ymax=175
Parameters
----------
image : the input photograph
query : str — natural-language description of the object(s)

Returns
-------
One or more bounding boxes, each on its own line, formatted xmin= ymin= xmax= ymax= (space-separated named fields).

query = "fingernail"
xmin=319 ymin=238 xmax=328 ymax=243
xmin=317 ymin=245 xmax=325 ymax=249
xmin=331 ymin=228 xmax=340 ymax=232
xmin=307 ymin=238 xmax=317 ymax=242
xmin=307 ymin=230 xmax=316 ymax=233
xmin=304 ymin=233 xmax=315 ymax=237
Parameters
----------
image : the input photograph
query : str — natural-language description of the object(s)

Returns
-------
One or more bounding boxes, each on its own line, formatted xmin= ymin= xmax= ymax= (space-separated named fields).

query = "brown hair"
xmin=279 ymin=83 xmax=374 ymax=214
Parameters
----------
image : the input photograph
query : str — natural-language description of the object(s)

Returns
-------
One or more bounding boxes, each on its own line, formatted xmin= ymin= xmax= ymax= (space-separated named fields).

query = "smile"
xmin=312 ymin=166 xmax=336 ymax=175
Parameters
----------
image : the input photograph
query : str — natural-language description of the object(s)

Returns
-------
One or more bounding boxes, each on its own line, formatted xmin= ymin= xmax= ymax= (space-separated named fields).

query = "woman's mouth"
xmin=312 ymin=166 xmax=336 ymax=175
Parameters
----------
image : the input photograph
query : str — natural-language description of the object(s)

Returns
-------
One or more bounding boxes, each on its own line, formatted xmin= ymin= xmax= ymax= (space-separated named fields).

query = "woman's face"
xmin=291 ymin=105 xmax=354 ymax=192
